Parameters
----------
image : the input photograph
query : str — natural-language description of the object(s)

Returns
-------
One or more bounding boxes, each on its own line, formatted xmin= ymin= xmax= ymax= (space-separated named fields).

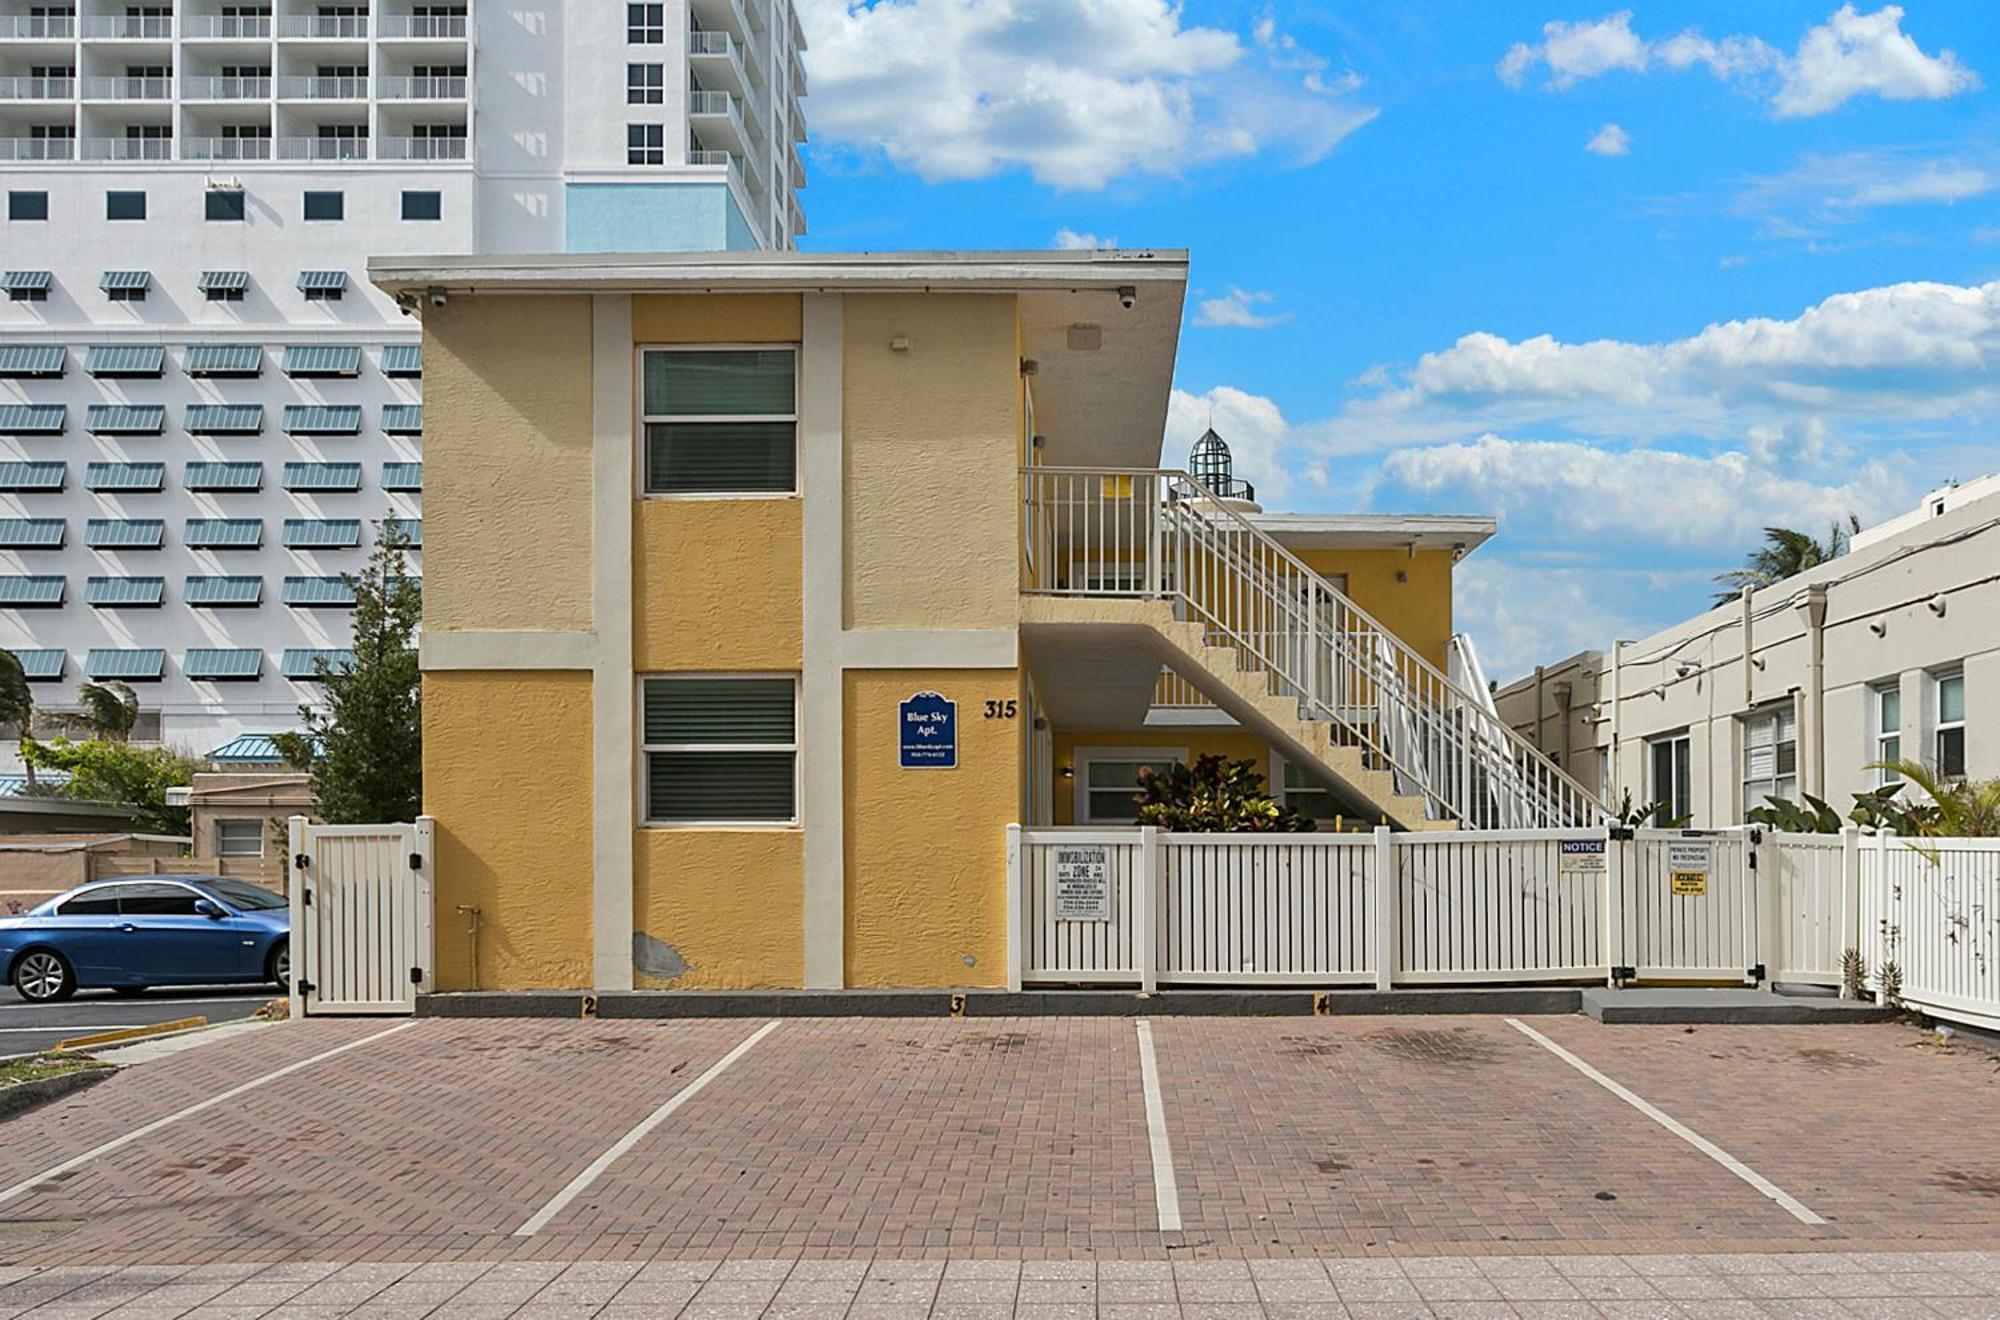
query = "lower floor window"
xmin=1078 ymin=750 xmax=1182 ymax=824
xmin=1649 ymin=734 xmax=1691 ymax=822
xmin=1740 ymin=706 xmax=1797 ymax=816
xmin=1936 ymin=671 xmax=1966 ymax=779
xmin=215 ymin=818 xmax=264 ymax=857
xmin=627 ymin=122 xmax=665 ymax=165
xmin=643 ymin=675 xmax=797 ymax=824
xmin=1280 ymin=759 xmax=1338 ymax=822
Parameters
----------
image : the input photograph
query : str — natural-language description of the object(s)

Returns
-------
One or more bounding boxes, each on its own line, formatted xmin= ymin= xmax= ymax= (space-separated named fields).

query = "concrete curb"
xmin=1581 ymin=986 xmax=1898 ymax=1025
xmin=0 ymin=1065 xmax=113 ymax=1122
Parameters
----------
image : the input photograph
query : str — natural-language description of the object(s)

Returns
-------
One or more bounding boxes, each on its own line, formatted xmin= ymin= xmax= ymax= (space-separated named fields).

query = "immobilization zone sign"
xmin=1053 ymin=845 xmax=1110 ymax=921
xmin=1668 ymin=841 xmax=1711 ymax=896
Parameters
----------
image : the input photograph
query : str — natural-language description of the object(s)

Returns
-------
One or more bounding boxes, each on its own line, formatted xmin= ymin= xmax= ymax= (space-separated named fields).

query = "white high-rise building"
xmin=0 ymin=0 xmax=805 ymax=768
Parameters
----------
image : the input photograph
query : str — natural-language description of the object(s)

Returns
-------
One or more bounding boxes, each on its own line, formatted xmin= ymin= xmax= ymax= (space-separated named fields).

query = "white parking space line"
xmin=0 ymin=997 xmax=270 ymax=1015
xmin=0 ymin=1025 xmax=144 ymax=1034
xmin=0 ymin=1021 xmax=415 ymax=1209
xmin=1134 ymin=1020 xmax=1183 ymax=1233
xmin=1506 ymin=1018 xmax=1825 ymax=1226
xmin=513 ymin=1019 xmax=781 ymax=1238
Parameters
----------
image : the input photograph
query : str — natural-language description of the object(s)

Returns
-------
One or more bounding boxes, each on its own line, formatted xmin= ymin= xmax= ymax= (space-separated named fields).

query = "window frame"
xmin=1648 ymin=732 xmax=1692 ymax=824
xmin=8 ymin=191 xmax=49 ymax=222
xmin=626 ymin=1 xmax=663 ymax=42
xmin=1073 ymin=745 xmax=1185 ymax=826
xmin=626 ymin=121 xmax=665 ymax=165
xmin=400 ymin=189 xmax=442 ymax=221
xmin=303 ymin=189 xmax=344 ymax=221
xmin=626 ymin=61 xmax=664 ymax=103
xmin=214 ymin=817 xmax=264 ymax=858
xmin=105 ymin=189 xmax=146 ymax=221
xmin=1873 ymin=683 xmax=1902 ymax=787
xmin=1273 ymin=753 xmax=1339 ymax=824
xmin=639 ymin=673 xmax=800 ymax=828
xmin=1739 ymin=705 xmax=1797 ymax=819
xmin=637 ymin=343 xmax=801 ymax=500
xmin=205 ymin=188 xmax=247 ymax=222
xmin=1934 ymin=670 xmax=1966 ymax=781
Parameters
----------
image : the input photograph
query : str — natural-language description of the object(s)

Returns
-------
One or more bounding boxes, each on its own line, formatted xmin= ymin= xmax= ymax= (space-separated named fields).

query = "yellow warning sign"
xmin=1670 ymin=871 xmax=1708 ymax=897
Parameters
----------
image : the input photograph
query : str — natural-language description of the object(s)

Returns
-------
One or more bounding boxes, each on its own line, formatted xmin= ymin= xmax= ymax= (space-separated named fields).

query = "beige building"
xmin=1495 ymin=478 xmax=2000 ymax=827
xmin=186 ymin=772 xmax=313 ymax=887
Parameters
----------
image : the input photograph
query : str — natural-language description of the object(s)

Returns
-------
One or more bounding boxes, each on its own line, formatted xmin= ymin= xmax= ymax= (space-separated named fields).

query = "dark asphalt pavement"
xmin=0 ymin=986 xmax=276 ymax=1058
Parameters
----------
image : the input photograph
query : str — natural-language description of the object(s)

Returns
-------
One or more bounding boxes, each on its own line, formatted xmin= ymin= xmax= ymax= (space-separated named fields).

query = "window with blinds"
xmin=1649 ymin=734 xmax=1691 ymax=823
xmin=642 ymin=675 xmax=797 ymax=824
xmin=1935 ymin=671 xmax=1965 ymax=780
xmin=641 ymin=348 xmax=797 ymax=495
xmin=1740 ymin=706 xmax=1797 ymax=817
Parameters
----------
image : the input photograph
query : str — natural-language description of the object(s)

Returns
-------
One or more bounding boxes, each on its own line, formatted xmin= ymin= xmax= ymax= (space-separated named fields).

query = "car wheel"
xmin=14 ymin=950 xmax=75 ymax=1003
xmin=111 ymin=985 xmax=149 ymax=997
xmin=267 ymin=940 xmax=290 ymax=991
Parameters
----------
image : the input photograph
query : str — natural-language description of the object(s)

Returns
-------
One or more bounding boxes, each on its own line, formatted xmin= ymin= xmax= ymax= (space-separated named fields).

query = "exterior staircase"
xmin=1022 ymin=466 xmax=1610 ymax=831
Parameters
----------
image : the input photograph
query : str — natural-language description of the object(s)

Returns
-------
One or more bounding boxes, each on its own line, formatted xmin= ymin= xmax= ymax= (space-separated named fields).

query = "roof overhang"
xmin=370 ymin=248 xmax=1190 ymax=470
xmin=1252 ymin=513 xmax=1498 ymax=559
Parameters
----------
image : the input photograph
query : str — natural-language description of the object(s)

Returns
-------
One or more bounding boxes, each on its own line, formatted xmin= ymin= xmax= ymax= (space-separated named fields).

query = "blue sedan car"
xmin=0 ymin=876 xmax=290 ymax=1002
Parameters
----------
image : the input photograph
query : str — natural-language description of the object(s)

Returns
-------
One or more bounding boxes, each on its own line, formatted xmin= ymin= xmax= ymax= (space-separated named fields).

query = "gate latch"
xmin=293 ymin=852 xmax=311 ymax=871
xmin=408 ymin=852 xmax=423 ymax=871
xmin=410 ymin=966 xmax=424 ymax=985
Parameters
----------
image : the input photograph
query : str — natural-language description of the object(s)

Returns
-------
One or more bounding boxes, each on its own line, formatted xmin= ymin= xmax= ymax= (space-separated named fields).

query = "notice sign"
xmin=1558 ymin=839 xmax=1606 ymax=874
xmin=1668 ymin=841 xmax=1711 ymax=897
xmin=1053 ymin=845 xmax=1110 ymax=921
xmin=898 ymin=691 xmax=957 ymax=768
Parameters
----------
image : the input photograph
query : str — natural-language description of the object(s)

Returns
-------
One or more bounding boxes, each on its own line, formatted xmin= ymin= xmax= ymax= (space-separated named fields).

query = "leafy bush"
xmin=17 ymin=737 xmax=199 ymax=834
xmin=1748 ymin=763 xmax=2000 ymax=838
xmin=1133 ymin=754 xmax=1316 ymax=833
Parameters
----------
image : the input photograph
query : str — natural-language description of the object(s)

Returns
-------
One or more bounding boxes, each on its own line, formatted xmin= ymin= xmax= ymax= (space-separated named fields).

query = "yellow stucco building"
xmin=373 ymin=250 xmax=1522 ymax=994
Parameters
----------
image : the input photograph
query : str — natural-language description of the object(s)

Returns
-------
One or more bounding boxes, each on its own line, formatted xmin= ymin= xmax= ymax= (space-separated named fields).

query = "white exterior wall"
xmin=1498 ymin=485 xmax=2000 ymax=828
xmin=0 ymin=0 xmax=803 ymax=766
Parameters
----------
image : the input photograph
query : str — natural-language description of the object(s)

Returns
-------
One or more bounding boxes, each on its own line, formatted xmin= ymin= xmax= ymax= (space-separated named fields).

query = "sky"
xmin=790 ymin=1 xmax=2000 ymax=680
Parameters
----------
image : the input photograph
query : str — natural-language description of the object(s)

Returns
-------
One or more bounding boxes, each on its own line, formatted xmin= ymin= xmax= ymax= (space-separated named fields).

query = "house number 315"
xmin=984 ymin=699 xmax=1018 ymax=719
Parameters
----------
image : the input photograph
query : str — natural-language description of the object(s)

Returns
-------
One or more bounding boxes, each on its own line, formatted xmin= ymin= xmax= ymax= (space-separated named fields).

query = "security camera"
xmin=1116 ymin=285 xmax=1137 ymax=310
xmin=426 ymin=286 xmax=447 ymax=308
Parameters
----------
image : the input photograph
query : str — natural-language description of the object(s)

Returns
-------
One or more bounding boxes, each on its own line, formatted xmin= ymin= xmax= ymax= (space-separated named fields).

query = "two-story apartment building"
xmin=375 ymin=249 xmax=1599 ymax=993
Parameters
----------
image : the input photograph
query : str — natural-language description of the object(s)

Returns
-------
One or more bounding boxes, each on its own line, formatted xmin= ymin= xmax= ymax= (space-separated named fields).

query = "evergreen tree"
xmin=274 ymin=520 xmax=421 ymax=822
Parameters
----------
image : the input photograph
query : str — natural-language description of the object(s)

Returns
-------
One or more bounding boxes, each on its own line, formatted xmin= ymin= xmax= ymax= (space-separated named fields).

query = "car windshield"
xmin=199 ymin=879 xmax=287 ymax=911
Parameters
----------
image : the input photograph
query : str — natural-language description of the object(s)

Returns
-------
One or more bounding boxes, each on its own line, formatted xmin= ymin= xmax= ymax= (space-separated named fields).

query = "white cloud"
xmin=1585 ymin=122 xmax=1631 ymax=156
xmin=1736 ymin=151 xmax=1997 ymax=225
xmin=1776 ymin=3 xmax=1981 ymax=117
xmin=1053 ymin=228 xmax=1117 ymax=250
xmin=1497 ymin=4 xmax=1975 ymax=117
xmin=1192 ymin=287 xmax=1288 ymax=329
xmin=798 ymin=0 xmax=1377 ymax=189
xmin=1844 ymin=162 xmax=1993 ymax=207
xmin=1451 ymin=560 xmax=1657 ymax=682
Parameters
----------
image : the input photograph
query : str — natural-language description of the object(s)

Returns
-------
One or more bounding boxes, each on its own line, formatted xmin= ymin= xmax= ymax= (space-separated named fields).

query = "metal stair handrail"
xmin=1022 ymin=465 xmax=1610 ymax=827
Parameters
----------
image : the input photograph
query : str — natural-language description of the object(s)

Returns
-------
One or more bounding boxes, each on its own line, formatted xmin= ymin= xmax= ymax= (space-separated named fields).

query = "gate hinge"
xmin=301 ymin=887 xmax=313 ymax=906
xmin=296 ymin=978 xmax=315 ymax=995
xmin=1611 ymin=964 xmax=1636 ymax=983
xmin=1608 ymin=827 xmax=1635 ymax=842
xmin=1747 ymin=849 xmax=1758 ymax=870
xmin=1748 ymin=827 xmax=1763 ymax=846
xmin=1748 ymin=963 xmax=1767 ymax=982
xmin=293 ymin=852 xmax=310 ymax=871
xmin=408 ymin=852 xmax=423 ymax=871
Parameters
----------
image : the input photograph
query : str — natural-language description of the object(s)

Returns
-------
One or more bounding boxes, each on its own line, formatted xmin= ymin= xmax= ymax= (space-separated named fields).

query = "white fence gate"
xmin=1865 ymin=834 xmax=2000 ymax=1031
xmin=287 ymin=816 xmax=435 ymax=1017
xmin=1619 ymin=829 xmax=1760 ymax=981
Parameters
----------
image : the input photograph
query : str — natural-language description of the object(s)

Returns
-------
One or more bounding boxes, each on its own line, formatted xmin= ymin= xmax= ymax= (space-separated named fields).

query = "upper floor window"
xmin=1649 ymin=733 xmax=1691 ymax=824
xmin=8 ymin=191 xmax=48 ymax=222
xmin=401 ymin=189 xmax=441 ymax=221
xmin=641 ymin=348 xmax=797 ymax=495
xmin=106 ymin=190 xmax=146 ymax=221
xmin=1936 ymin=671 xmax=1966 ymax=779
xmin=627 ymin=2 xmax=664 ymax=42
xmin=642 ymin=676 xmax=797 ymax=825
xmin=626 ymin=122 xmax=664 ymax=165
xmin=304 ymin=190 xmax=344 ymax=221
xmin=1874 ymin=684 xmax=1902 ymax=786
xmin=206 ymin=188 xmax=246 ymax=222
xmin=628 ymin=63 xmax=664 ymax=104
xmin=1740 ymin=706 xmax=1797 ymax=817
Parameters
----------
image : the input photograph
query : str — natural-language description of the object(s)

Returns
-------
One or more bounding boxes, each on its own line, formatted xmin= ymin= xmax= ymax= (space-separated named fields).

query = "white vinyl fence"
xmin=1008 ymin=823 xmax=2000 ymax=1031
xmin=287 ymin=816 xmax=435 ymax=1016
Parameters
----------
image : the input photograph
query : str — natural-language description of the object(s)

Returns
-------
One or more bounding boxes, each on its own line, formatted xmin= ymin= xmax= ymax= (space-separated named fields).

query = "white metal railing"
xmin=186 ymin=135 xmax=273 ymax=160
xmin=688 ymin=88 xmax=740 ymax=118
xmin=688 ymin=29 xmax=735 ymax=56
xmin=0 ymin=137 xmax=75 ymax=160
xmin=377 ymin=74 xmax=466 ymax=98
xmin=277 ymin=135 xmax=367 ymax=160
xmin=182 ymin=15 xmax=272 ymax=38
xmin=378 ymin=134 xmax=465 ymax=160
xmin=0 ymin=76 xmax=73 ymax=99
xmin=1009 ymin=824 xmax=1929 ymax=997
xmin=80 ymin=15 xmax=172 ymax=38
xmin=278 ymin=75 xmax=368 ymax=98
xmin=82 ymin=136 xmax=172 ymax=160
xmin=377 ymin=14 xmax=468 ymax=38
xmin=82 ymin=76 xmax=171 ymax=99
xmin=278 ymin=15 xmax=368 ymax=38
xmin=0 ymin=15 xmax=76 ymax=37
xmin=1022 ymin=467 xmax=1610 ymax=830
xmin=182 ymin=75 xmax=271 ymax=99
xmin=1151 ymin=668 xmax=1213 ymax=709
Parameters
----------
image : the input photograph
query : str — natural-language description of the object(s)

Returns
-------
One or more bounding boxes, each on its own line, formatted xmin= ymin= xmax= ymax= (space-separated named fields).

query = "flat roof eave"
xmin=1252 ymin=513 xmax=1499 ymax=556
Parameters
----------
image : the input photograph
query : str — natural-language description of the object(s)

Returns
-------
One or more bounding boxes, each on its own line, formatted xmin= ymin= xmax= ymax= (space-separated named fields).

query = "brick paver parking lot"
xmin=0 ymin=1011 xmax=1992 ymax=1316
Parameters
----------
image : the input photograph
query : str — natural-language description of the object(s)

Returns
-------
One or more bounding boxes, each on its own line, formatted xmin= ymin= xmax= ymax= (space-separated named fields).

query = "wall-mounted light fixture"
xmin=1927 ymin=594 xmax=1947 ymax=617
xmin=1059 ymin=764 xmax=1074 ymax=779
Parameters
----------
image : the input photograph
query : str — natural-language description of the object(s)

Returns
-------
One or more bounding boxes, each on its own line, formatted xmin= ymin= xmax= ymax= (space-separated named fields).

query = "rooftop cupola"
xmin=1181 ymin=426 xmax=1260 ymax=511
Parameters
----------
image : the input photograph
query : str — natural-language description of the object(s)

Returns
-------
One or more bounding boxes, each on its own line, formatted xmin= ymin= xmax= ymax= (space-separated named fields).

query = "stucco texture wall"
xmin=633 ymin=499 xmax=802 ymax=670
xmin=423 ymin=297 xmax=594 ymax=634
xmin=632 ymin=829 xmax=804 ymax=988
xmin=843 ymin=295 xmax=1020 ymax=631
xmin=1295 ymin=548 xmax=1457 ymax=671
xmin=632 ymin=293 xmax=801 ymax=344
xmin=423 ymin=670 xmax=593 ymax=989
xmin=843 ymin=669 xmax=1021 ymax=988
xmin=1049 ymin=728 xmax=1273 ymax=826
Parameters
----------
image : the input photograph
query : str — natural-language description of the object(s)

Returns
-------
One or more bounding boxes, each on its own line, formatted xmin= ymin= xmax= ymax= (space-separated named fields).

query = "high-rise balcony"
xmin=80 ymin=15 xmax=172 ymax=39
xmin=377 ymin=14 xmax=468 ymax=39
xmin=277 ymin=135 xmax=369 ymax=160
xmin=186 ymin=135 xmax=274 ymax=160
xmin=378 ymin=75 xmax=466 ymax=99
xmin=688 ymin=29 xmax=748 ymax=95
xmin=183 ymin=75 xmax=272 ymax=100
xmin=277 ymin=75 xmax=368 ymax=99
xmin=0 ymin=76 xmax=74 ymax=99
xmin=277 ymin=15 xmax=368 ymax=38
xmin=81 ymin=136 xmax=174 ymax=160
xmin=81 ymin=76 xmax=173 ymax=99
xmin=0 ymin=137 xmax=75 ymax=160
xmin=378 ymin=134 xmax=466 ymax=160
xmin=182 ymin=15 xmax=274 ymax=39
xmin=0 ymin=15 xmax=75 ymax=39
xmin=688 ymin=88 xmax=746 ymax=153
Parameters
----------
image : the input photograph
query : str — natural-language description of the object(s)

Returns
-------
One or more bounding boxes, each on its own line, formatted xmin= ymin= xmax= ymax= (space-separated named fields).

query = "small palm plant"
xmin=1712 ymin=518 xmax=1859 ymax=606
xmin=0 ymin=650 xmax=34 ymax=788
xmin=75 ymin=680 xmax=139 ymax=741
xmin=1864 ymin=760 xmax=2000 ymax=838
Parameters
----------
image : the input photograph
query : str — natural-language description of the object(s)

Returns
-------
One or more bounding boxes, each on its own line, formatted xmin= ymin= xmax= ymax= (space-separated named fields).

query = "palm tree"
xmin=75 ymin=681 xmax=139 ymax=741
xmin=1713 ymin=515 xmax=1860 ymax=605
xmin=1867 ymin=759 xmax=2000 ymax=838
xmin=0 ymin=650 xmax=34 ymax=788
